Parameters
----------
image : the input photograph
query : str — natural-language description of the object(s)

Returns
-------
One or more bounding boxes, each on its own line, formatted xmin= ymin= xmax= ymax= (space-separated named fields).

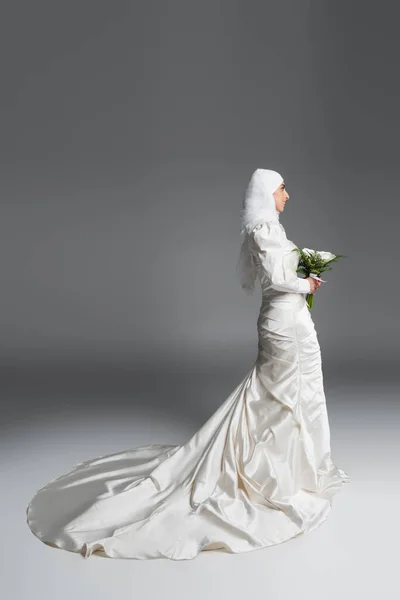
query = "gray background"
xmin=2 ymin=1 xmax=399 ymax=599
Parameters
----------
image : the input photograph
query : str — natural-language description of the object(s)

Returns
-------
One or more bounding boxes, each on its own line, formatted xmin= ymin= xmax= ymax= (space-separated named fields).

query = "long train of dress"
xmin=26 ymin=222 xmax=350 ymax=560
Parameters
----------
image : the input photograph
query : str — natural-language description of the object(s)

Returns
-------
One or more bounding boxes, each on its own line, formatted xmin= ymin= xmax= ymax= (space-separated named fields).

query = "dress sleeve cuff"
xmin=298 ymin=277 xmax=311 ymax=294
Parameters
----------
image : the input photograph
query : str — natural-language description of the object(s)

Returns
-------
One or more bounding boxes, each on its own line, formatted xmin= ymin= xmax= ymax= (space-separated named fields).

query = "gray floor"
xmin=2 ymin=358 xmax=398 ymax=600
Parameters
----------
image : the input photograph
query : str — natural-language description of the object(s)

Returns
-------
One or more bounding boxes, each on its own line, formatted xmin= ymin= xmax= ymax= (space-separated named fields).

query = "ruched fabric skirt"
xmin=26 ymin=293 xmax=349 ymax=560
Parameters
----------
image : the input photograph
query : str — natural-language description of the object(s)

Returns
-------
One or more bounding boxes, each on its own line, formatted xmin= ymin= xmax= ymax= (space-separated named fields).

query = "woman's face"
xmin=273 ymin=180 xmax=289 ymax=212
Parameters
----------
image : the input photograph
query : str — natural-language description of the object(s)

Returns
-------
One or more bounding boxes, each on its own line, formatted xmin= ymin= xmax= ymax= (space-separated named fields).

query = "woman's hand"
xmin=306 ymin=276 xmax=322 ymax=294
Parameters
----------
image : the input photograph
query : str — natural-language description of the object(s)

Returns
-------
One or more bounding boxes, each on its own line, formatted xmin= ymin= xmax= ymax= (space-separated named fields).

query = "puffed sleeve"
xmin=250 ymin=221 xmax=311 ymax=294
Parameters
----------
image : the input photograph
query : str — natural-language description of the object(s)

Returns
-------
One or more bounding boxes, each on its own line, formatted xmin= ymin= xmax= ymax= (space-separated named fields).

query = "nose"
xmin=285 ymin=191 xmax=289 ymax=200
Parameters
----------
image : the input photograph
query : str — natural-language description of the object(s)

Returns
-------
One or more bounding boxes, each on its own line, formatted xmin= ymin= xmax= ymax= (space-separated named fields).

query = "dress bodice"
xmin=248 ymin=221 xmax=310 ymax=299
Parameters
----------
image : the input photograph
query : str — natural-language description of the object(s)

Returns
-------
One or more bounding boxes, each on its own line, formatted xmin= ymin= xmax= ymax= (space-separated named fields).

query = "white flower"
xmin=301 ymin=248 xmax=336 ymax=263
xmin=317 ymin=250 xmax=336 ymax=262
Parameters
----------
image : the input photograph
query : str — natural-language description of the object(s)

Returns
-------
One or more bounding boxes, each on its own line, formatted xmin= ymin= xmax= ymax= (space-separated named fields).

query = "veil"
xmin=236 ymin=168 xmax=284 ymax=294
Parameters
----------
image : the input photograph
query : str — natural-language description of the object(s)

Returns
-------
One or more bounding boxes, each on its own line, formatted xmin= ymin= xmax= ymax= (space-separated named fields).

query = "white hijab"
xmin=236 ymin=168 xmax=284 ymax=294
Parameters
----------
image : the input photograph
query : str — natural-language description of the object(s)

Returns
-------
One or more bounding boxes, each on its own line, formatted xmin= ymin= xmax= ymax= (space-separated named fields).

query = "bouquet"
xmin=292 ymin=247 xmax=346 ymax=309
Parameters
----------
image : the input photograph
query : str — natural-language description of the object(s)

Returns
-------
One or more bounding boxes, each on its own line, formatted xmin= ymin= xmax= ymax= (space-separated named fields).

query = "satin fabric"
xmin=26 ymin=221 xmax=350 ymax=561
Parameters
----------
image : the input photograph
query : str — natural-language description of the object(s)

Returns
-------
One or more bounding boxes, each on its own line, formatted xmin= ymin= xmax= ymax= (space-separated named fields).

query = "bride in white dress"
xmin=26 ymin=168 xmax=350 ymax=560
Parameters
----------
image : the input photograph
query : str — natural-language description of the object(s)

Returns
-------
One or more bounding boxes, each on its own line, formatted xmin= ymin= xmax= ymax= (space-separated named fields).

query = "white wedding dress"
xmin=26 ymin=219 xmax=350 ymax=560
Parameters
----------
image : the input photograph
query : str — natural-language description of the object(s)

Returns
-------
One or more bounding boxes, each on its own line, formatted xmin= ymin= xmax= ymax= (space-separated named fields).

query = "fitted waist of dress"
xmin=260 ymin=291 xmax=307 ymax=312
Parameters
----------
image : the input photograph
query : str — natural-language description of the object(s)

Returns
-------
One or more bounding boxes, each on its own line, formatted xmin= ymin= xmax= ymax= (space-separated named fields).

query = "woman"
xmin=26 ymin=168 xmax=349 ymax=561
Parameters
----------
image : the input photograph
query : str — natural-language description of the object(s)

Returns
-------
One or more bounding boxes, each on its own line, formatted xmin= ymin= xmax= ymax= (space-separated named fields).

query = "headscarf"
xmin=236 ymin=168 xmax=284 ymax=294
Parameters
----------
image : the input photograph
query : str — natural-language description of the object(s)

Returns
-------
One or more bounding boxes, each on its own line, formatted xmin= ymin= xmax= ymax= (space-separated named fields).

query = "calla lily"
xmin=317 ymin=250 xmax=336 ymax=262
xmin=302 ymin=248 xmax=336 ymax=263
